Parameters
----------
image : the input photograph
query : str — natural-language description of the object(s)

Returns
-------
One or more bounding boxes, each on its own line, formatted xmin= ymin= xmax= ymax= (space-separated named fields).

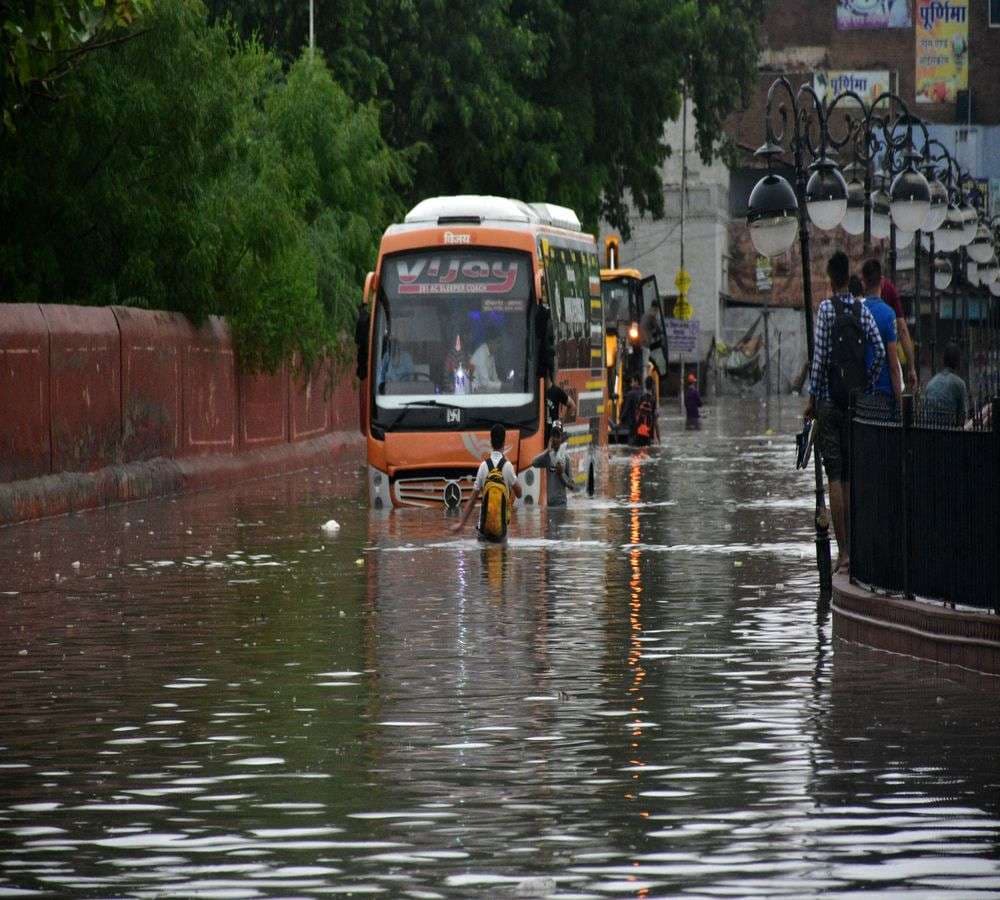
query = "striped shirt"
xmin=809 ymin=293 xmax=885 ymax=401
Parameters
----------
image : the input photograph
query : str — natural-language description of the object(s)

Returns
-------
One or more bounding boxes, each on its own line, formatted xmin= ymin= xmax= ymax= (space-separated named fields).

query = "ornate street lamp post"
xmin=745 ymin=77 xmax=864 ymax=595
xmin=746 ymin=81 xmax=940 ymax=593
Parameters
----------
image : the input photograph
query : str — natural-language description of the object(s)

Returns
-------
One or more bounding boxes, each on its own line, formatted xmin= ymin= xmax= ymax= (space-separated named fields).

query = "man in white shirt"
xmin=452 ymin=423 xmax=522 ymax=538
xmin=470 ymin=329 xmax=503 ymax=393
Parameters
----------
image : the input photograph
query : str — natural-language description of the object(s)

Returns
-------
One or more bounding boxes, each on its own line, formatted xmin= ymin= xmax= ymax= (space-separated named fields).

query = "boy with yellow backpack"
xmin=452 ymin=423 xmax=523 ymax=542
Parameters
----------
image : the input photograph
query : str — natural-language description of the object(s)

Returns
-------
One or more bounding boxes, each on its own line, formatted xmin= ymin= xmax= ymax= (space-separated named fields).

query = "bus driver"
xmin=470 ymin=325 xmax=503 ymax=393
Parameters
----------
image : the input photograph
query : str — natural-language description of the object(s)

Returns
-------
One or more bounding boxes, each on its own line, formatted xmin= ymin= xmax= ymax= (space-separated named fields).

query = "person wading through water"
xmin=631 ymin=376 xmax=660 ymax=446
xmin=531 ymin=421 xmax=577 ymax=507
xmin=452 ymin=423 xmax=523 ymax=542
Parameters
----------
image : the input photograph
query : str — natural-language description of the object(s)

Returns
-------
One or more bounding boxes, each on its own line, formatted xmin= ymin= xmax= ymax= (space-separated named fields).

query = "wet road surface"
xmin=1 ymin=398 xmax=999 ymax=897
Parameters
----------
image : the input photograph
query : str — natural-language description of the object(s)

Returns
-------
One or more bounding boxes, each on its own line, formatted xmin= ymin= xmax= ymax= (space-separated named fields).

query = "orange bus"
xmin=355 ymin=195 xmax=607 ymax=510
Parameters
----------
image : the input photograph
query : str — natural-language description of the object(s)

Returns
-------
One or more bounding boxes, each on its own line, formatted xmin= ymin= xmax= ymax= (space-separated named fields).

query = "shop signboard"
xmin=666 ymin=319 xmax=700 ymax=357
xmin=813 ymin=70 xmax=891 ymax=108
xmin=837 ymin=0 xmax=912 ymax=29
xmin=915 ymin=0 xmax=969 ymax=104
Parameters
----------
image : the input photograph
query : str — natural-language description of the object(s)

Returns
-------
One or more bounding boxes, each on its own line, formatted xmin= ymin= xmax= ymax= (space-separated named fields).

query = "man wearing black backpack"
xmin=804 ymin=251 xmax=885 ymax=574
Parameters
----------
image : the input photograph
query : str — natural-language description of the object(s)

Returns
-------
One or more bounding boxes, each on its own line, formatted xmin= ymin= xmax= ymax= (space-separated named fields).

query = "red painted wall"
xmin=240 ymin=364 xmax=289 ymax=450
xmin=0 ymin=304 xmax=50 ymax=482
xmin=41 ymin=304 xmax=121 ymax=474
xmin=0 ymin=303 xmax=355 ymax=487
xmin=115 ymin=306 xmax=186 ymax=460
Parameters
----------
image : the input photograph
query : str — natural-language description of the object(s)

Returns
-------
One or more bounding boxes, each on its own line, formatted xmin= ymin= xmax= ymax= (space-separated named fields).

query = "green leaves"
xmin=209 ymin=0 xmax=763 ymax=239
xmin=2 ymin=0 xmax=151 ymax=127
xmin=0 ymin=0 xmax=405 ymax=371
xmin=0 ymin=0 xmax=762 ymax=369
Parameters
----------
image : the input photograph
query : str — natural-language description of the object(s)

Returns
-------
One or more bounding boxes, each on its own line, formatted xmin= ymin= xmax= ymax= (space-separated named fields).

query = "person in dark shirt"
xmin=545 ymin=381 xmax=577 ymax=442
xmin=618 ymin=376 xmax=643 ymax=435
xmin=684 ymin=373 xmax=703 ymax=430
xmin=924 ymin=342 xmax=969 ymax=425
xmin=880 ymin=276 xmax=917 ymax=390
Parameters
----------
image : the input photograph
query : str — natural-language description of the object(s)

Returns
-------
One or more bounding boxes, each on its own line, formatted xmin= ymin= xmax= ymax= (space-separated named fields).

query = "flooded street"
xmin=2 ymin=397 xmax=999 ymax=898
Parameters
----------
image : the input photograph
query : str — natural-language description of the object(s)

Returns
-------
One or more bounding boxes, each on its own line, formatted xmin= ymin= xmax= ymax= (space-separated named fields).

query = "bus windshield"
xmin=374 ymin=248 xmax=535 ymax=412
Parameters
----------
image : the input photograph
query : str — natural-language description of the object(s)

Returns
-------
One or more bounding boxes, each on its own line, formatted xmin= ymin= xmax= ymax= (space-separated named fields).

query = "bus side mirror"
xmin=534 ymin=304 xmax=555 ymax=380
xmin=355 ymin=304 xmax=370 ymax=380
xmin=355 ymin=271 xmax=375 ymax=380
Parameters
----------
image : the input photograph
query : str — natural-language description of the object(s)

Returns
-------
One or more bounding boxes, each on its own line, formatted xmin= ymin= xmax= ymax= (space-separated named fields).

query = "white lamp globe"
xmin=934 ymin=256 xmax=952 ymax=290
xmin=966 ymin=260 xmax=979 ymax=286
xmin=990 ymin=278 xmax=1000 ymax=298
xmin=805 ymin=161 xmax=848 ymax=230
xmin=895 ymin=228 xmax=915 ymax=250
xmin=889 ymin=166 xmax=931 ymax=232
xmin=923 ymin=178 xmax=948 ymax=232
xmin=967 ymin=223 xmax=994 ymax=263
xmin=747 ymin=173 xmax=799 ymax=257
xmin=935 ymin=213 xmax=963 ymax=253
xmin=840 ymin=178 xmax=866 ymax=235
xmin=870 ymin=190 xmax=891 ymax=240
xmin=979 ymin=257 xmax=999 ymax=285
xmin=920 ymin=231 xmax=932 ymax=252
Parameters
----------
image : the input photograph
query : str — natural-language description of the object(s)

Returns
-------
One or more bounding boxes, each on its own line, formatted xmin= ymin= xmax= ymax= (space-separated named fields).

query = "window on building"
xmin=991 ymin=0 xmax=1000 ymax=27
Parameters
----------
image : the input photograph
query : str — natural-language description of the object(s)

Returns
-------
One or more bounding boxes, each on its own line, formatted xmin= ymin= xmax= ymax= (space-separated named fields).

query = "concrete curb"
xmin=832 ymin=573 xmax=1000 ymax=679
xmin=0 ymin=432 xmax=363 ymax=528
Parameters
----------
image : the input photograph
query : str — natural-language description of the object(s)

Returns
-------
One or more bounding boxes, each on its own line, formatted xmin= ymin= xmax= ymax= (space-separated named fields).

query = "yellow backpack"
xmin=478 ymin=456 xmax=511 ymax=541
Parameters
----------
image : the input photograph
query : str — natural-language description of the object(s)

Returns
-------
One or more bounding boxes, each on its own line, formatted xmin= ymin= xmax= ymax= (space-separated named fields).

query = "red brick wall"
xmin=0 ymin=304 xmax=355 ymax=485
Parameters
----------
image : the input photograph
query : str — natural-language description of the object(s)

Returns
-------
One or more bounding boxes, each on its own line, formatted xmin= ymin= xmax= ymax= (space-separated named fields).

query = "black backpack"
xmin=827 ymin=297 xmax=866 ymax=410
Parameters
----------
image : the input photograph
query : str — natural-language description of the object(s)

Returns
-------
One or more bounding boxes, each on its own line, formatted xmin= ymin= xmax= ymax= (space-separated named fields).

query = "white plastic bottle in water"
xmin=453 ymin=364 xmax=468 ymax=395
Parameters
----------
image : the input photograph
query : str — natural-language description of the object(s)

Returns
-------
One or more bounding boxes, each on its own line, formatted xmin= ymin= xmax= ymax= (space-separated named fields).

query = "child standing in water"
xmin=684 ymin=373 xmax=703 ymax=430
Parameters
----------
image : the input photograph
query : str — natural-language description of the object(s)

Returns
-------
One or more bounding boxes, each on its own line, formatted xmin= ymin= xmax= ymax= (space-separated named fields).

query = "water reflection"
xmin=0 ymin=398 xmax=997 ymax=897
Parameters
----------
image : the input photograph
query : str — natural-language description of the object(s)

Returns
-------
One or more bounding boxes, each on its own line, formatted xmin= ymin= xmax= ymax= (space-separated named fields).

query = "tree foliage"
xmin=0 ymin=0 xmax=405 ymax=370
xmin=1 ymin=0 xmax=149 ymax=130
xmin=0 ymin=0 xmax=761 ymax=369
xmin=211 ymin=0 xmax=764 ymax=237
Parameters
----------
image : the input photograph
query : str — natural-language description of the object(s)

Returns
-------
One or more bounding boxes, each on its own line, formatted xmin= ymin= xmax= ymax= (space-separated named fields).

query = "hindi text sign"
xmin=813 ymin=70 xmax=890 ymax=108
xmin=666 ymin=319 xmax=700 ymax=357
xmin=915 ymin=0 xmax=969 ymax=104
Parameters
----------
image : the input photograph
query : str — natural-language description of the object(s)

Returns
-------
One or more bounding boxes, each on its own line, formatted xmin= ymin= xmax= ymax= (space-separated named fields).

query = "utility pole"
xmin=309 ymin=0 xmax=315 ymax=57
xmin=680 ymin=82 xmax=686 ymax=277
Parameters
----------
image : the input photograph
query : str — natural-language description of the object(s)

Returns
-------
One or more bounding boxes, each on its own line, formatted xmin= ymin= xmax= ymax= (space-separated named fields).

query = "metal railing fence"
xmin=849 ymin=393 xmax=1000 ymax=611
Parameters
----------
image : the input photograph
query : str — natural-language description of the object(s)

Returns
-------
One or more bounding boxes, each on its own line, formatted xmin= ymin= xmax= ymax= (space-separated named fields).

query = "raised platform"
xmin=832 ymin=574 xmax=1000 ymax=679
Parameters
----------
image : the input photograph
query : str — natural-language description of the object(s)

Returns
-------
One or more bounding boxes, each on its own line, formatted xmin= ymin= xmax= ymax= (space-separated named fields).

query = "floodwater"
xmin=1 ymin=398 xmax=999 ymax=899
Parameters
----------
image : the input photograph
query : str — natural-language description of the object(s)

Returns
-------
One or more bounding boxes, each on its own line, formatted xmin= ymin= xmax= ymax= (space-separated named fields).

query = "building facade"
xmin=607 ymin=1 xmax=1000 ymax=393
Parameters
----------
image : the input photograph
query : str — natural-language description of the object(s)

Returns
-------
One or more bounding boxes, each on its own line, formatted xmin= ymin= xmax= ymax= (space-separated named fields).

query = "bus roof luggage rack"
xmin=405 ymin=195 xmax=538 ymax=226
xmin=529 ymin=203 xmax=582 ymax=232
xmin=403 ymin=195 xmax=583 ymax=233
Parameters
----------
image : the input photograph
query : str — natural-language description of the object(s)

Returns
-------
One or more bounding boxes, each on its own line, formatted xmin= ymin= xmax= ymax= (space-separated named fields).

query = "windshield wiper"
xmin=399 ymin=399 xmax=462 ymax=409
xmin=385 ymin=398 xmax=462 ymax=430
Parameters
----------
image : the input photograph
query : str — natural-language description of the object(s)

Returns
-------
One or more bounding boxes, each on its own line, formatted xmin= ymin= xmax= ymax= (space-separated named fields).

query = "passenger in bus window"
xmin=470 ymin=326 xmax=503 ymax=393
